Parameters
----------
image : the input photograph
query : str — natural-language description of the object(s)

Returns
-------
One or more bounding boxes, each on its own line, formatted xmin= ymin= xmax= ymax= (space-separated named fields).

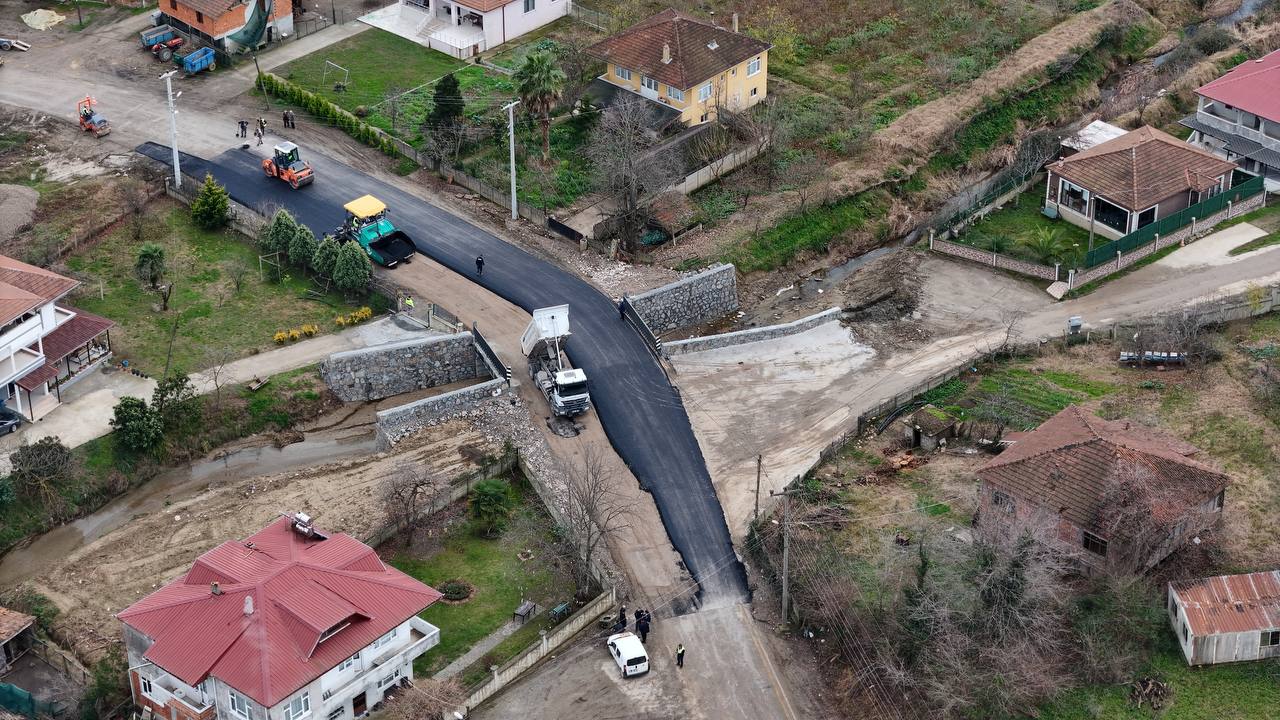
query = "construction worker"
xmin=404 ymin=295 xmax=415 ymax=311
xmin=675 ymin=644 xmax=685 ymax=668
xmin=238 ymin=119 xmax=248 ymax=138
xmin=282 ymin=110 xmax=289 ymax=128
xmin=475 ymin=255 xmax=485 ymax=276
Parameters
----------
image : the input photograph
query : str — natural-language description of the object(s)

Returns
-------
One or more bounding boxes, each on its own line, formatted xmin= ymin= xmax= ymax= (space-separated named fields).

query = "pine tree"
xmin=427 ymin=73 xmax=464 ymax=130
xmin=332 ymin=240 xmax=372 ymax=295
xmin=312 ymin=235 xmax=341 ymax=278
xmin=261 ymin=209 xmax=298 ymax=255
xmin=288 ymin=224 xmax=318 ymax=270
xmin=190 ymin=174 xmax=230 ymax=230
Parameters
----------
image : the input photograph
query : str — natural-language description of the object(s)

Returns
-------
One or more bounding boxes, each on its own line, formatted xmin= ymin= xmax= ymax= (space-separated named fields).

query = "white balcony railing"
xmin=1197 ymin=111 xmax=1280 ymax=152
xmin=0 ymin=346 xmax=44 ymax=388
xmin=0 ymin=315 xmax=44 ymax=361
xmin=140 ymin=673 xmax=212 ymax=715
xmin=321 ymin=619 xmax=441 ymax=708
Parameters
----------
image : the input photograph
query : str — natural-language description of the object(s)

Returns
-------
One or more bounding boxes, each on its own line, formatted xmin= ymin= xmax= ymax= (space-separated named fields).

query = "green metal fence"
xmin=0 ymin=682 xmax=58 ymax=719
xmin=1083 ymin=173 xmax=1265 ymax=268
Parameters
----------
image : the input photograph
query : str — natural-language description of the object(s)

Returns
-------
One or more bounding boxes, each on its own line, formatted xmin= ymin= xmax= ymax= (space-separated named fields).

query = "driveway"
xmin=136 ymin=141 xmax=748 ymax=602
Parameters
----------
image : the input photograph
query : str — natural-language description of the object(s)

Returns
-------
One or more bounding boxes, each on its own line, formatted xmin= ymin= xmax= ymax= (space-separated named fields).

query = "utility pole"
xmin=252 ymin=52 xmax=270 ymax=111
xmin=502 ymin=100 xmax=521 ymax=220
xmin=160 ymin=70 xmax=182 ymax=189
xmin=754 ymin=454 xmax=762 ymax=521
xmin=771 ymin=486 xmax=803 ymax=623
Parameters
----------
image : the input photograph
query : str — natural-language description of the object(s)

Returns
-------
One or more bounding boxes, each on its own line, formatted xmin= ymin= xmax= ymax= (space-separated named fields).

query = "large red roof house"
xmin=1182 ymin=48 xmax=1280 ymax=191
xmin=117 ymin=514 xmax=442 ymax=720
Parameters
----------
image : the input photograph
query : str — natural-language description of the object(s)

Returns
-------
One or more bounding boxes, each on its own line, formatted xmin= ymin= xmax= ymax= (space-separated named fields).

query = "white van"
xmin=606 ymin=632 xmax=649 ymax=677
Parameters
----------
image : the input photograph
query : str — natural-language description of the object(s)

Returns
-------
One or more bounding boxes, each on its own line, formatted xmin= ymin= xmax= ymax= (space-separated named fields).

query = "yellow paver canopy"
xmin=343 ymin=195 xmax=386 ymax=219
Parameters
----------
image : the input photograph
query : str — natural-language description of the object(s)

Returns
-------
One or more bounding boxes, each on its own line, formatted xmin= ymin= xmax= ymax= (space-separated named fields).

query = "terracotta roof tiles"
xmin=586 ymin=8 xmax=770 ymax=91
xmin=0 ymin=606 xmax=35 ymax=644
xmin=1051 ymin=126 xmax=1237 ymax=211
xmin=977 ymin=405 xmax=1230 ymax=532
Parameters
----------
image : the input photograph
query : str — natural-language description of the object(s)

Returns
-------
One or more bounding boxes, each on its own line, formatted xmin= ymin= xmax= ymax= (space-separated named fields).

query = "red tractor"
xmin=77 ymin=96 xmax=109 ymax=138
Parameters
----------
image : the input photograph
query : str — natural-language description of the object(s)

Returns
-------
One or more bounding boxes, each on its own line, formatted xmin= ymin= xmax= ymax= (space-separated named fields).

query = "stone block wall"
xmin=664 ymin=307 xmax=843 ymax=356
xmin=627 ymin=263 xmax=739 ymax=335
xmin=320 ymin=332 xmax=488 ymax=402
xmin=375 ymin=379 xmax=507 ymax=448
xmin=931 ymin=238 xmax=1059 ymax=281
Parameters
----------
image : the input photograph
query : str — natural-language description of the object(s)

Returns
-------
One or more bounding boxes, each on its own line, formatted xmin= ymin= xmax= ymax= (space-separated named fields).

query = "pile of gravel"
xmin=0 ymin=184 xmax=37 ymax=244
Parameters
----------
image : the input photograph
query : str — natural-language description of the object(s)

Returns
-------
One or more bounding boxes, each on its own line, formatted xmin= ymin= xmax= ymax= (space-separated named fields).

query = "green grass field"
xmin=1041 ymin=641 xmax=1280 ymax=719
xmin=956 ymin=187 xmax=1095 ymax=265
xmin=389 ymin=484 xmax=561 ymax=677
xmin=65 ymin=203 xmax=365 ymax=376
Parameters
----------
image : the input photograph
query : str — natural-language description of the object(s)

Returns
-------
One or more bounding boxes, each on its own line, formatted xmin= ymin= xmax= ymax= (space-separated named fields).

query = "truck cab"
xmin=551 ymin=368 xmax=590 ymax=416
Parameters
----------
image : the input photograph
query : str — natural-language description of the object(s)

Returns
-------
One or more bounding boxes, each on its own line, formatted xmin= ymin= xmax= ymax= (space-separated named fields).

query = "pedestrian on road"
xmin=633 ymin=609 xmax=643 ymax=627
xmin=258 ymin=117 xmax=267 ymax=134
xmin=475 ymin=255 xmax=485 ymax=276
xmin=286 ymin=110 xmax=296 ymax=128
xmin=637 ymin=619 xmax=650 ymax=644
xmin=405 ymin=295 xmax=415 ymax=311
xmin=675 ymin=644 xmax=685 ymax=668
xmin=254 ymin=128 xmax=263 ymax=146
xmin=238 ymin=119 xmax=248 ymax=138
xmin=619 ymin=301 xmax=626 ymax=320
xmin=282 ymin=110 xmax=290 ymax=128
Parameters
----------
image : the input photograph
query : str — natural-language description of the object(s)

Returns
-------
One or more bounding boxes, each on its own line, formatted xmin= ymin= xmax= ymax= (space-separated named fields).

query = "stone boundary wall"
xmin=664 ymin=307 xmax=844 ymax=356
xmin=320 ymin=333 xmax=487 ymax=402
xmin=627 ymin=263 xmax=738 ymax=335
xmin=1073 ymin=192 xmax=1265 ymax=286
xmin=931 ymin=238 xmax=1059 ymax=281
xmin=374 ymin=378 xmax=506 ymax=448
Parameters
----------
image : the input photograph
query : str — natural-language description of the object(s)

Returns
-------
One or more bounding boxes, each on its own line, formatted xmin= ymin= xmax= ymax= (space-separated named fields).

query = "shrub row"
xmin=256 ymin=72 xmax=401 ymax=159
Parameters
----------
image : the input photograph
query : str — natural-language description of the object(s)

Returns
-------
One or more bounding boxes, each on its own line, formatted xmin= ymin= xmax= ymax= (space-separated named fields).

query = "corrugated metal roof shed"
xmin=1172 ymin=570 xmax=1280 ymax=636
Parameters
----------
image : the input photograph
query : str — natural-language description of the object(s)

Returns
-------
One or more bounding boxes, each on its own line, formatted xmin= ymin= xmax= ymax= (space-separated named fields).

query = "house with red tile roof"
xmin=1168 ymin=569 xmax=1280 ymax=666
xmin=117 ymin=514 xmax=442 ymax=720
xmin=586 ymin=9 xmax=771 ymax=127
xmin=0 ymin=255 xmax=113 ymax=422
xmin=1182 ymin=48 xmax=1280 ymax=191
xmin=976 ymin=405 xmax=1230 ymax=573
xmin=157 ymin=0 xmax=293 ymax=55
xmin=1043 ymin=126 xmax=1238 ymax=241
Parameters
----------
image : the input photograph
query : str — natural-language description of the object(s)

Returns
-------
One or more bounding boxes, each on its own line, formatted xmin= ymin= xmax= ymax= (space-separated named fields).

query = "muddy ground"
xmin=18 ymin=397 xmax=502 ymax=664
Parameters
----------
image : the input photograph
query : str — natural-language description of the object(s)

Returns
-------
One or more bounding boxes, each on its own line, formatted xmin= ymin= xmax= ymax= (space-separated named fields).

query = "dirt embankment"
xmin=28 ymin=413 xmax=500 ymax=664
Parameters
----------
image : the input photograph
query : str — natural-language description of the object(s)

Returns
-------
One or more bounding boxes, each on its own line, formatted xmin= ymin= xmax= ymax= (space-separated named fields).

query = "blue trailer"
xmin=140 ymin=24 xmax=178 ymax=49
xmin=175 ymin=47 xmax=215 ymax=75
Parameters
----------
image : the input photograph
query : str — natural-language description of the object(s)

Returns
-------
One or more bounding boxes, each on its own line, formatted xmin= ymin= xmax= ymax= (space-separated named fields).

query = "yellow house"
xmin=585 ymin=8 xmax=770 ymax=127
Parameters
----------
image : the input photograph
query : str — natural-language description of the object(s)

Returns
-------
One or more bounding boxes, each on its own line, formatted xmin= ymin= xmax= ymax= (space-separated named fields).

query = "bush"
xmin=190 ymin=174 xmax=230 ymax=230
xmin=110 ymin=397 xmax=164 ymax=453
xmin=152 ymin=375 xmax=201 ymax=438
xmin=0 ymin=475 xmax=13 ymax=509
xmin=274 ymin=330 xmax=289 ymax=344
xmin=440 ymin=579 xmax=472 ymax=601
xmin=332 ymin=241 xmax=373 ymax=295
xmin=134 ymin=243 xmax=166 ymax=289
xmin=312 ymin=235 xmax=341 ymax=277
xmin=1192 ymin=26 xmax=1235 ymax=56
xmin=10 ymin=436 xmax=76 ymax=499
xmin=469 ymin=478 xmax=514 ymax=536
xmin=301 ymin=323 xmax=319 ymax=337
xmin=288 ymin=224 xmax=318 ymax=270
xmin=80 ymin=647 xmax=129 ymax=720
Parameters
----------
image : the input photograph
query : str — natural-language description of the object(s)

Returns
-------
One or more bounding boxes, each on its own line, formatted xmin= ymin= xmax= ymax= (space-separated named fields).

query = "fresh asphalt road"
xmin=141 ymin=142 xmax=748 ymax=601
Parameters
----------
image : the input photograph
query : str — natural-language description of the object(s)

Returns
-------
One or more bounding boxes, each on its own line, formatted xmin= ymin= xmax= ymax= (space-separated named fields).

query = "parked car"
xmin=606 ymin=632 xmax=649 ymax=678
xmin=0 ymin=405 xmax=23 ymax=434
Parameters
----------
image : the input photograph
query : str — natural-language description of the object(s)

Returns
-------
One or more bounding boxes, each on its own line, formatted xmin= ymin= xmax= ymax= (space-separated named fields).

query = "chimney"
xmin=662 ymin=43 xmax=671 ymax=64
xmin=211 ymin=582 xmax=222 ymax=596
xmin=244 ymin=595 xmax=254 ymax=616
xmin=732 ymin=13 xmax=738 ymax=32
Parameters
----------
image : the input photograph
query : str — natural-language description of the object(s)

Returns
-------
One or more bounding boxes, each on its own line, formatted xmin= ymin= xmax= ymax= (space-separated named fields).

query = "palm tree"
xmin=1019 ymin=226 xmax=1067 ymax=265
xmin=513 ymin=51 xmax=566 ymax=165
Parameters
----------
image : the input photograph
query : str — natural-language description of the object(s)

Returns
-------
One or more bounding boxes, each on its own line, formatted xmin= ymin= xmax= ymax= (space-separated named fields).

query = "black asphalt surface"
xmin=141 ymin=143 xmax=747 ymax=601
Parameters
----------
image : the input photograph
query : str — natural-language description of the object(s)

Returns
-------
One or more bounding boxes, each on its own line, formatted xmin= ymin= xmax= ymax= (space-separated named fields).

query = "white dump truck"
xmin=521 ymin=305 xmax=591 ymax=417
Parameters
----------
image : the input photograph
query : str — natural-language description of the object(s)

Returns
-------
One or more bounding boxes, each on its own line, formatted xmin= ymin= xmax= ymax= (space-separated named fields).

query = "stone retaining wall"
xmin=374 ymin=378 xmax=507 ymax=448
xmin=319 ymin=333 xmax=487 ymax=402
xmin=664 ymin=307 xmax=843 ymax=356
xmin=627 ymin=263 xmax=738 ymax=334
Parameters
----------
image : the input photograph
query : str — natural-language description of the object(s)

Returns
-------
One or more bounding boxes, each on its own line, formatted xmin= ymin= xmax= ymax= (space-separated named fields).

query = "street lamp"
xmin=160 ymin=70 xmax=182 ymax=189
xmin=502 ymin=100 xmax=521 ymax=221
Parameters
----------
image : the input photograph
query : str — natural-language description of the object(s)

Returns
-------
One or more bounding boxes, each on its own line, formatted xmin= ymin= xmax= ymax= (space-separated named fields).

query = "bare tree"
xmin=1094 ymin=460 xmax=1222 ymax=575
xmin=202 ymin=345 xmax=238 ymax=411
xmin=121 ymin=178 xmax=152 ymax=241
xmin=379 ymin=678 xmax=465 ymax=720
xmin=586 ymin=102 xmax=683 ymax=254
xmin=383 ymin=86 xmax=404 ymax=133
xmin=789 ymin=154 xmax=824 ymax=212
xmin=224 ymin=258 xmax=250 ymax=294
xmin=379 ymin=465 xmax=447 ymax=547
xmin=1010 ymin=130 xmax=1059 ymax=206
xmin=558 ymin=445 xmax=633 ymax=598
xmin=997 ymin=307 xmax=1026 ymax=359
xmin=556 ymin=30 xmax=598 ymax=109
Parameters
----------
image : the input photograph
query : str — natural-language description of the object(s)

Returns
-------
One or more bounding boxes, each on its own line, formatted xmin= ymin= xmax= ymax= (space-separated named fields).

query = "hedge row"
xmin=255 ymin=72 xmax=401 ymax=158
